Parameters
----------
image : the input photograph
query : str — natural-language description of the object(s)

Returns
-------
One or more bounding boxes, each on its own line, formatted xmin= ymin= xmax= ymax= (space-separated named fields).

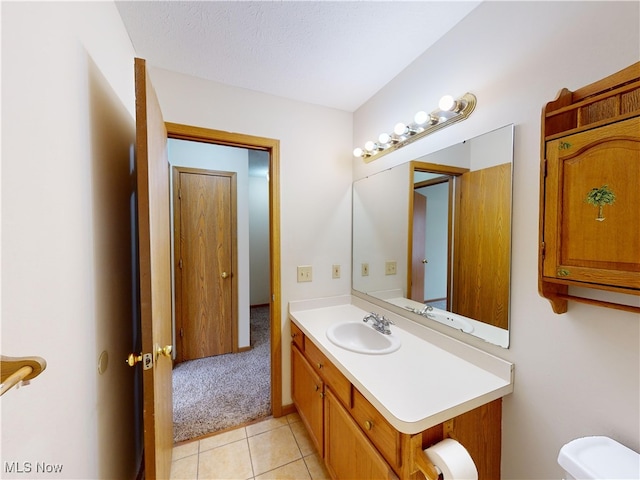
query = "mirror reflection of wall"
xmin=352 ymin=124 xmax=514 ymax=348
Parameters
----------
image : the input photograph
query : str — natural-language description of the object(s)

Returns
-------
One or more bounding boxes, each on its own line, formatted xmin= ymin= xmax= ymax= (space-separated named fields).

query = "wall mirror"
xmin=352 ymin=124 xmax=514 ymax=347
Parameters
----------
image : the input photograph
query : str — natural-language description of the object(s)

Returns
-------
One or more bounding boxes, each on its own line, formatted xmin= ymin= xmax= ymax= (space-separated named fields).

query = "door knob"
xmin=422 ymin=259 xmax=428 ymax=264
xmin=221 ymin=272 xmax=229 ymax=279
xmin=157 ymin=345 xmax=173 ymax=358
xmin=126 ymin=353 xmax=142 ymax=367
xmin=126 ymin=352 xmax=153 ymax=370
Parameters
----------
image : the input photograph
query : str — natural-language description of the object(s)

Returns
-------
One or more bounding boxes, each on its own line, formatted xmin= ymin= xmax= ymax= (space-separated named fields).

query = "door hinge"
xmin=542 ymin=158 xmax=548 ymax=178
xmin=178 ymin=188 xmax=182 ymax=199
xmin=179 ymin=258 xmax=183 ymax=269
xmin=180 ymin=327 xmax=184 ymax=338
xmin=541 ymin=241 xmax=546 ymax=259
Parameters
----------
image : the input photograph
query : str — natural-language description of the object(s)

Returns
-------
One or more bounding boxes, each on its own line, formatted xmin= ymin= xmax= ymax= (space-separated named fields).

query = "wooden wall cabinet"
xmin=290 ymin=321 xmax=502 ymax=480
xmin=539 ymin=62 xmax=640 ymax=314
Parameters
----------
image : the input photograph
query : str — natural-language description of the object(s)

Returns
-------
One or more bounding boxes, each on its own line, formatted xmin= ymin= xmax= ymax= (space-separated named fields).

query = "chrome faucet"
xmin=405 ymin=304 xmax=436 ymax=319
xmin=363 ymin=312 xmax=394 ymax=335
xmin=418 ymin=304 xmax=435 ymax=319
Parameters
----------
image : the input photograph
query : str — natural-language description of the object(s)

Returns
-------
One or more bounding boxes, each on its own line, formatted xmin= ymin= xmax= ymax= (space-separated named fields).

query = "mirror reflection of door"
xmin=411 ymin=176 xmax=452 ymax=309
xmin=411 ymin=191 xmax=426 ymax=302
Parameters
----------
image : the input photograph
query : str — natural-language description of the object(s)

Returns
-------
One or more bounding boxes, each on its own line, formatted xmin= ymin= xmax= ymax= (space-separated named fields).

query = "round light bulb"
xmin=414 ymin=111 xmax=429 ymax=125
xmin=353 ymin=147 xmax=363 ymax=157
xmin=378 ymin=133 xmax=391 ymax=144
xmin=393 ymin=123 xmax=407 ymax=136
xmin=364 ymin=141 xmax=376 ymax=152
xmin=438 ymin=95 xmax=456 ymax=112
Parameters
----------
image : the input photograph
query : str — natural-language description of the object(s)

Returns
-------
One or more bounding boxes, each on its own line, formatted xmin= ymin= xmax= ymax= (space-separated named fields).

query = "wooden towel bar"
xmin=1 ymin=355 xmax=47 ymax=396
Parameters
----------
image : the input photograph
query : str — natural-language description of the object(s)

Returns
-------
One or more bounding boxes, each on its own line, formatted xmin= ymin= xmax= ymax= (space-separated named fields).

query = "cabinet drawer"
xmin=290 ymin=320 xmax=304 ymax=350
xmin=352 ymin=388 xmax=401 ymax=468
xmin=304 ymin=340 xmax=351 ymax=407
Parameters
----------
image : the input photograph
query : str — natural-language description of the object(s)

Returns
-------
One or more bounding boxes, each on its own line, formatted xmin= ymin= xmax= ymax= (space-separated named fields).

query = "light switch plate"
xmin=332 ymin=264 xmax=341 ymax=279
xmin=297 ymin=265 xmax=312 ymax=282
xmin=361 ymin=263 xmax=369 ymax=276
xmin=385 ymin=261 xmax=397 ymax=275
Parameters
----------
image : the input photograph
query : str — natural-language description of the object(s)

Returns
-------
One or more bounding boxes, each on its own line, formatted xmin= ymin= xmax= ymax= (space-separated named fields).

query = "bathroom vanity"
xmin=289 ymin=296 xmax=514 ymax=480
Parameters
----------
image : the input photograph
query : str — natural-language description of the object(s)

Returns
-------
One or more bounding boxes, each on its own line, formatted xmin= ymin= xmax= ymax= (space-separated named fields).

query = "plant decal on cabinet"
xmin=585 ymin=184 xmax=616 ymax=221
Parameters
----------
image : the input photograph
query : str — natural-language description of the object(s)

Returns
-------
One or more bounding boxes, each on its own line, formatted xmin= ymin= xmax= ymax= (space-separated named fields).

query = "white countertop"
xmin=289 ymin=295 xmax=514 ymax=434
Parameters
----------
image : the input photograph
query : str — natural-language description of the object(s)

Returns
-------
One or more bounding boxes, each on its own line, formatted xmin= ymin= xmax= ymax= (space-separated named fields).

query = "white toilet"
xmin=558 ymin=436 xmax=640 ymax=479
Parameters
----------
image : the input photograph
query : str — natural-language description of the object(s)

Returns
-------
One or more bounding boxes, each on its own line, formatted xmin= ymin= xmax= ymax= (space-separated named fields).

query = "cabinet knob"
xmin=314 ymin=384 xmax=319 ymax=392
xmin=364 ymin=420 xmax=373 ymax=430
xmin=291 ymin=332 xmax=297 ymax=338
xmin=317 ymin=363 xmax=323 ymax=369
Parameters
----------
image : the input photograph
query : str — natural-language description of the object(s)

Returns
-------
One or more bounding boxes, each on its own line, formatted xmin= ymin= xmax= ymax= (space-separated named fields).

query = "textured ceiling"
xmin=116 ymin=1 xmax=480 ymax=112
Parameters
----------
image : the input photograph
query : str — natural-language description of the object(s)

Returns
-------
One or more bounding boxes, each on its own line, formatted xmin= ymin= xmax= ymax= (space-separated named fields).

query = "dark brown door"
xmin=134 ymin=57 xmax=173 ymax=480
xmin=174 ymin=168 xmax=236 ymax=362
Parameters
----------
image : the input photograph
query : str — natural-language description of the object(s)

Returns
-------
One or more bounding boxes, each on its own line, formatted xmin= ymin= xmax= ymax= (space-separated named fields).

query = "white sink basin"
xmin=326 ymin=321 xmax=401 ymax=355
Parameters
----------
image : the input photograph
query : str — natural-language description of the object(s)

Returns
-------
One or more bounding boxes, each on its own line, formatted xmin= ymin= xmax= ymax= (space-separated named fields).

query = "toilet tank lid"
xmin=558 ymin=436 xmax=640 ymax=479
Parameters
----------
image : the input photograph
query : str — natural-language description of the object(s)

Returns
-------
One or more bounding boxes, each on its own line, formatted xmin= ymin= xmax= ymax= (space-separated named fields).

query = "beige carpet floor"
xmin=172 ymin=306 xmax=271 ymax=443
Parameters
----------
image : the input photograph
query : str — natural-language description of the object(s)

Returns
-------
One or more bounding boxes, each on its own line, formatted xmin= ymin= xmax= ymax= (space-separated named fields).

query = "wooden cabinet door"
xmin=543 ymin=116 xmax=640 ymax=290
xmin=291 ymin=345 xmax=324 ymax=455
xmin=324 ymin=389 xmax=397 ymax=480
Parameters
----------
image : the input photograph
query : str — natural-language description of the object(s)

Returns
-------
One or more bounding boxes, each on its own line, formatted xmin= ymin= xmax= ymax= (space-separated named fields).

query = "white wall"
xmin=248 ymin=151 xmax=271 ymax=306
xmin=149 ymin=67 xmax=353 ymax=406
xmin=353 ymin=2 xmax=640 ymax=479
xmin=2 ymin=2 xmax=139 ymax=478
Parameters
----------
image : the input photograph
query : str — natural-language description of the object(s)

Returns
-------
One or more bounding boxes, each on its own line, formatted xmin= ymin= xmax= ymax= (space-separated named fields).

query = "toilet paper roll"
xmin=424 ymin=438 xmax=478 ymax=480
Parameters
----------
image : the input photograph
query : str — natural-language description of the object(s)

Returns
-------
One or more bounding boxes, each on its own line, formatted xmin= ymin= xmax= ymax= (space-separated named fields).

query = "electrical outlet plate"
xmin=332 ymin=264 xmax=340 ymax=279
xmin=385 ymin=261 xmax=397 ymax=275
xmin=361 ymin=263 xmax=369 ymax=276
xmin=297 ymin=265 xmax=312 ymax=282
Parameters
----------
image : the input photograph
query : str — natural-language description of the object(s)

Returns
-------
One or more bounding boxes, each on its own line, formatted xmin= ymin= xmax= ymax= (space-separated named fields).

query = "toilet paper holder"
xmin=414 ymin=443 xmax=441 ymax=480
xmin=412 ymin=436 xmax=441 ymax=480
xmin=412 ymin=419 xmax=456 ymax=479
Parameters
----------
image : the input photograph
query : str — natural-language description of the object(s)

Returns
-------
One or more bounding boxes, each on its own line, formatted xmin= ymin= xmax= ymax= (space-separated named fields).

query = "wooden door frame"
xmin=166 ymin=122 xmax=283 ymax=418
xmin=173 ymin=167 xmax=239 ymax=363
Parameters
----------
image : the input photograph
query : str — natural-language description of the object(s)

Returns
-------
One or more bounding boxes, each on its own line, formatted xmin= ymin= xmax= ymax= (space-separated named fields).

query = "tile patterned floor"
xmin=170 ymin=413 xmax=331 ymax=480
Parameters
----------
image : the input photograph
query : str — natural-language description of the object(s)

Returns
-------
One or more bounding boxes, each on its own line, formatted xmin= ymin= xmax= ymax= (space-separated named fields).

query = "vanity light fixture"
xmin=353 ymin=93 xmax=477 ymax=163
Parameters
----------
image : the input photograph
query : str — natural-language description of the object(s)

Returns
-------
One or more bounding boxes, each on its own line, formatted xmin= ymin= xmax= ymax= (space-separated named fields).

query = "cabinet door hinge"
xmin=179 ymin=258 xmax=183 ymax=269
xmin=178 ymin=188 xmax=182 ymax=199
xmin=542 ymin=158 xmax=548 ymax=178
xmin=541 ymin=241 xmax=546 ymax=259
xmin=180 ymin=328 xmax=184 ymax=338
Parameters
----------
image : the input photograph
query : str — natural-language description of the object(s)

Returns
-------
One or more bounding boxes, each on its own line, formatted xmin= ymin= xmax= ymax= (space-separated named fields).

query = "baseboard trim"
xmin=280 ymin=403 xmax=297 ymax=417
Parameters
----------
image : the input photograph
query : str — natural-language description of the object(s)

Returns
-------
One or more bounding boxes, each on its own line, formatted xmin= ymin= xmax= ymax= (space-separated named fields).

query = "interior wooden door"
xmin=411 ymin=191 xmax=427 ymax=302
xmin=134 ymin=57 xmax=173 ymax=480
xmin=174 ymin=168 xmax=236 ymax=362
